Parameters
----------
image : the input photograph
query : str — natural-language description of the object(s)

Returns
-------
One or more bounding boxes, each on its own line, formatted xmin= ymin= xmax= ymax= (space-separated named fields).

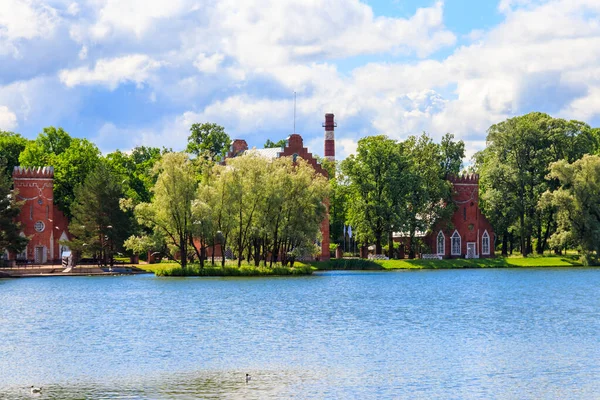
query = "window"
xmin=482 ymin=230 xmax=490 ymax=255
xmin=30 ymin=203 xmax=33 ymax=220
xmin=436 ymin=231 xmax=445 ymax=255
xmin=451 ymin=230 xmax=461 ymax=256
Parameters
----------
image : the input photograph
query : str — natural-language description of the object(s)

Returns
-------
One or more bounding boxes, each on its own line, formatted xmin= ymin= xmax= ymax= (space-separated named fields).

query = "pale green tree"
xmin=129 ymin=152 xmax=199 ymax=268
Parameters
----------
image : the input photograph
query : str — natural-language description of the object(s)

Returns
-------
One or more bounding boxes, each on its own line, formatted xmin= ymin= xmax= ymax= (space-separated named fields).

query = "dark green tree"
xmin=440 ymin=133 xmax=465 ymax=177
xmin=264 ymin=139 xmax=287 ymax=148
xmin=341 ymin=135 xmax=410 ymax=255
xmin=186 ymin=123 xmax=231 ymax=162
xmin=68 ymin=161 xmax=131 ymax=266
xmin=0 ymin=131 xmax=29 ymax=176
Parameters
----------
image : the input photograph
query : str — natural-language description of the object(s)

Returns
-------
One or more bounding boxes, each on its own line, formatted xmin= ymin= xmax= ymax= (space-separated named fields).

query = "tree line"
xmin=0 ymin=123 xmax=327 ymax=268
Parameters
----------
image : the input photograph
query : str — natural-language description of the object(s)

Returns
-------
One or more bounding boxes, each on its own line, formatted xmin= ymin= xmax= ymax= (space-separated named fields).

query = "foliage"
xmin=476 ymin=112 xmax=597 ymax=256
xmin=128 ymin=152 xmax=200 ymax=268
xmin=439 ymin=133 xmax=465 ymax=176
xmin=341 ymin=135 xmax=410 ymax=255
xmin=264 ymin=139 xmax=287 ymax=148
xmin=67 ymin=161 xmax=132 ymax=266
xmin=19 ymin=127 xmax=100 ymax=217
xmin=0 ymin=131 xmax=28 ymax=176
xmin=146 ymin=261 xmax=313 ymax=276
xmin=186 ymin=123 xmax=231 ymax=162
xmin=0 ymin=163 xmax=28 ymax=255
xmin=105 ymin=146 xmax=165 ymax=204
xmin=542 ymin=155 xmax=600 ymax=265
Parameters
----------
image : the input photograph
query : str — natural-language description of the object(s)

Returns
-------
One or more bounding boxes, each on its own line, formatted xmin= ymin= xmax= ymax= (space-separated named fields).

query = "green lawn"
xmin=312 ymin=255 xmax=583 ymax=270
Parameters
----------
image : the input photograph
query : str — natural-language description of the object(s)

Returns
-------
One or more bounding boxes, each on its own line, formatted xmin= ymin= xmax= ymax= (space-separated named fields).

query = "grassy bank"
xmin=137 ymin=261 xmax=313 ymax=277
xmin=312 ymin=255 xmax=583 ymax=270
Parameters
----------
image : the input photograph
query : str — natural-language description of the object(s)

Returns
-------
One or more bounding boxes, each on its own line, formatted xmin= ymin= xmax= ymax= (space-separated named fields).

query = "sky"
xmin=0 ymin=0 xmax=599 ymax=161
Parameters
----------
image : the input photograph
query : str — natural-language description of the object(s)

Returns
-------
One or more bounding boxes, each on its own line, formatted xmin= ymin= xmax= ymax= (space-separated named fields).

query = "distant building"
xmin=394 ymin=174 xmax=495 ymax=259
xmin=225 ymin=113 xmax=335 ymax=260
xmin=8 ymin=167 xmax=71 ymax=264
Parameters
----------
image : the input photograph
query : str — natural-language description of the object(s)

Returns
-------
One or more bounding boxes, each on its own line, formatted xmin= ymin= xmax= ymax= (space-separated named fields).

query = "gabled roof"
xmin=245 ymin=147 xmax=282 ymax=159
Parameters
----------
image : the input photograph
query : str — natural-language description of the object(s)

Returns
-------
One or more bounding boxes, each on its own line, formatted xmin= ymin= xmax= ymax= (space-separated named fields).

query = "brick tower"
xmin=323 ymin=113 xmax=336 ymax=162
xmin=11 ymin=167 xmax=70 ymax=264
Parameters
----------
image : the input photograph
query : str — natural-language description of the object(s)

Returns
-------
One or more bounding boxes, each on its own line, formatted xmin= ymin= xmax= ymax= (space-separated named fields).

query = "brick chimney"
xmin=323 ymin=113 xmax=336 ymax=161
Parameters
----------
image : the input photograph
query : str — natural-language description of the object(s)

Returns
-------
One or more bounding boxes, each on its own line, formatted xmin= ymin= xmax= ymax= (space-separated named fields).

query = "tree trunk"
xmin=501 ymin=232 xmax=508 ymax=256
xmin=535 ymin=222 xmax=543 ymax=255
xmin=375 ymin=231 xmax=382 ymax=255
xmin=388 ymin=230 xmax=394 ymax=259
xmin=520 ymin=213 xmax=528 ymax=257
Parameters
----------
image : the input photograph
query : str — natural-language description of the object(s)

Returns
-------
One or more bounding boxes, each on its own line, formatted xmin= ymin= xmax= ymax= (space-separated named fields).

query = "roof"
xmin=245 ymin=147 xmax=282 ymax=159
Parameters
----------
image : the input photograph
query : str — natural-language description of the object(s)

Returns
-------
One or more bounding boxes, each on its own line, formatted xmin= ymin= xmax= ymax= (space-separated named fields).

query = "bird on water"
xmin=30 ymin=386 xmax=42 ymax=394
xmin=246 ymin=374 xmax=251 ymax=383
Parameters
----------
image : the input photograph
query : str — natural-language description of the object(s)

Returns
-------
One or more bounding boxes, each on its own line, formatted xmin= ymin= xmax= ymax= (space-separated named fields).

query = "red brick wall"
xmin=426 ymin=174 xmax=495 ymax=258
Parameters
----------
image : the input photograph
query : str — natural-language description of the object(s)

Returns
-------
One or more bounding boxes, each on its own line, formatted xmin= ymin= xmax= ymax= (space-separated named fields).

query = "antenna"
xmin=293 ymin=91 xmax=296 ymax=134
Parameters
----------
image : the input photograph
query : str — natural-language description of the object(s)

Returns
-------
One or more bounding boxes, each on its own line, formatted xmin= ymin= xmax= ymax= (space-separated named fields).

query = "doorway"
xmin=466 ymin=243 xmax=476 ymax=259
xmin=35 ymin=246 xmax=44 ymax=264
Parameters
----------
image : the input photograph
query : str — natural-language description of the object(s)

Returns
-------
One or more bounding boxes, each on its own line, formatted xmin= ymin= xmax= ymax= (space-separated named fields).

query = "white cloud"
xmin=59 ymin=54 xmax=162 ymax=89
xmin=0 ymin=105 xmax=17 ymax=130
xmin=193 ymin=53 xmax=225 ymax=74
xmin=0 ymin=0 xmax=58 ymax=41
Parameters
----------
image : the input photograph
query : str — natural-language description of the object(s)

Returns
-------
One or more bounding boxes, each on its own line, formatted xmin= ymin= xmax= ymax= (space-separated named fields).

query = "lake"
xmin=1 ymin=269 xmax=599 ymax=399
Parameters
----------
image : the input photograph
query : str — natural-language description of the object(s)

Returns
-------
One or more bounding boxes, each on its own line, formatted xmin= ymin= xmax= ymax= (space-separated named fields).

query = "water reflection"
xmin=1 ymin=270 xmax=600 ymax=399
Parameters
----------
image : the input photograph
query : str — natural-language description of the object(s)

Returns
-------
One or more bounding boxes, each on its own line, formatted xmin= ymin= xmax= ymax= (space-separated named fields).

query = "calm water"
xmin=1 ymin=269 xmax=600 ymax=399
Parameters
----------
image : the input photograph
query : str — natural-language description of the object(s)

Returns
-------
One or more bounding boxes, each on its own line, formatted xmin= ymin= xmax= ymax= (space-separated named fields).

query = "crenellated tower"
xmin=11 ymin=166 xmax=70 ymax=264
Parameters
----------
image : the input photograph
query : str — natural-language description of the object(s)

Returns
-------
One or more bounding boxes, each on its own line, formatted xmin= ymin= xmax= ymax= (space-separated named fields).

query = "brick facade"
xmin=425 ymin=174 xmax=494 ymax=258
xmin=10 ymin=167 xmax=71 ymax=264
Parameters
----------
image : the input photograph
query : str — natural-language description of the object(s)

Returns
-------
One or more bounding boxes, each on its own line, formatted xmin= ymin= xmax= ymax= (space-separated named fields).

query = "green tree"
xmin=105 ymin=146 xmax=165 ymax=204
xmin=440 ymin=133 xmax=465 ymax=177
xmin=403 ymin=133 xmax=453 ymax=258
xmin=129 ymin=152 xmax=200 ymax=268
xmin=341 ymin=135 xmax=410 ymax=255
xmin=67 ymin=161 xmax=131 ymax=266
xmin=0 ymin=162 xmax=28 ymax=256
xmin=477 ymin=112 xmax=596 ymax=256
xmin=19 ymin=128 xmax=100 ymax=217
xmin=542 ymin=155 xmax=600 ymax=264
xmin=186 ymin=123 xmax=231 ymax=162
xmin=0 ymin=131 xmax=29 ymax=176
xmin=264 ymin=139 xmax=287 ymax=148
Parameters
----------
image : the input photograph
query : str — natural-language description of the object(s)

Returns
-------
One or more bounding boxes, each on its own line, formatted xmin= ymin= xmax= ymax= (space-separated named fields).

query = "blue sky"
xmin=0 ymin=0 xmax=599 ymax=161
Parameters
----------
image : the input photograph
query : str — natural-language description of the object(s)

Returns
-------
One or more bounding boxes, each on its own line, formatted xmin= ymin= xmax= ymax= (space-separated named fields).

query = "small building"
xmin=9 ymin=167 xmax=71 ymax=264
xmin=394 ymin=174 xmax=494 ymax=259
xmin=426 ymin=174 xmax=494 ymax=258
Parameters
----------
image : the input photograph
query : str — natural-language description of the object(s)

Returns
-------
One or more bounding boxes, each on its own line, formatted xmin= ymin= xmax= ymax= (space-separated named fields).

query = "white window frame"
xmin=436 ymin=231 xmax=445 ymax=256
xmin=451 ymin=230 xmax=461 ymax=256
xmin=482 ymin=230 xmax=490 ymax=255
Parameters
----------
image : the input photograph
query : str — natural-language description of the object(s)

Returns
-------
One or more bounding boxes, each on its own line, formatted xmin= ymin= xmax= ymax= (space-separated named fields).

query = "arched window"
xmin=436 ymin=231 xmax=445 ymax=255
xmin=451 ymin=230 xmax=461 ymax=256
xmin=482 ymin=230 xmax=490 ymax=255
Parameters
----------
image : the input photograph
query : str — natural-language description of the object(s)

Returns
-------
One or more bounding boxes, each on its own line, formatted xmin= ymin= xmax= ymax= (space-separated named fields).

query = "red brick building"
xmin=226 ymin=114 xmax=335 ymax=260
xmin=9 ymin=167 xmax=71 ymax=264
xmin=425 ymin=174 xmax=494 ymax=258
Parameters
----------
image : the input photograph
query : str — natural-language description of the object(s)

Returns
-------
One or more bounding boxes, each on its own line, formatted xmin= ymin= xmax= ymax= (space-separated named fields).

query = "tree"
xmin=19 ymin=128 xmax=101 ymax=217
xmin=105 ymin=146 xmax=165 ymax=204
xmin=67 ymin=161 xmax=131 ymax=266
xmin=264 ymin=139 xmax=287 ymax=148
xmin=186 ymin=123 xmax=231 ymax=162
xmin=341 ymin=136 xmax=410 ymax=255
xmin=0 ymin=131 xmax=29 ymax=176
xmin=18 ymin=127 xmax=72 ymax=167
xmin=0 ymin=162 xmax=28 ymax=256
xmin=403 ymin=133 xmax=453 ymax=258
xmin=477 ymin=113 xmax=596 ymax=256
xmin=129 ymin=152 xmax=199 ymax=268
xmin=542 ymin=155 xmax=600 ymax=264
xmin=439 ymin=133 xmax=465 ymax=177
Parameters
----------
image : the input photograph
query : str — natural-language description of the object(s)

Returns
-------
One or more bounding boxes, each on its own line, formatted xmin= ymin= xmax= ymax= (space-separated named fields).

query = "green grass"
xmin=137 ymin=260 xmax=313 ymax=277
xmin=312 ymin=255 xmax=583 ymax=270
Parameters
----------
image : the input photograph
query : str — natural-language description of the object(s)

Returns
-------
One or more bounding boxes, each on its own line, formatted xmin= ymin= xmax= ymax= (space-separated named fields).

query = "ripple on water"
xmin=1 ymin=269 xmax=600 ymax=399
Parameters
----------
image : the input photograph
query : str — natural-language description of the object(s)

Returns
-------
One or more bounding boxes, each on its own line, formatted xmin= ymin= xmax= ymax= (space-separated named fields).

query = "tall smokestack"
xmin=323 ymin=113 xmax=336 ymax=162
